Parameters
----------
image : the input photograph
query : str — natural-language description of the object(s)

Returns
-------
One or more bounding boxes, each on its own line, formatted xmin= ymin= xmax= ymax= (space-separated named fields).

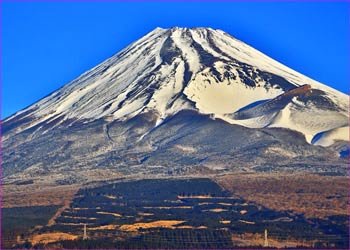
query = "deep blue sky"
xmin=2 ymin=2 xmax=349 ymax=119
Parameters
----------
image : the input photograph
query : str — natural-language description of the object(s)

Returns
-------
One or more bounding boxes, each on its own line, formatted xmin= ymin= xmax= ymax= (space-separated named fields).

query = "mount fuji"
xmin=2 ymin=27 xmax=348 ymax=185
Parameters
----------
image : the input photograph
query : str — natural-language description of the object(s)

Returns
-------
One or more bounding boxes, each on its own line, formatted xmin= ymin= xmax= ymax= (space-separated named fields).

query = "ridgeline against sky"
xmin=2 ymin=1 xmax=349 ymax=118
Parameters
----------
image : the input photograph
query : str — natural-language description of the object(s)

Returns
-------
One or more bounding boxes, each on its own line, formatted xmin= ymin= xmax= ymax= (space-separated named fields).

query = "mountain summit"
xmin=3 ymin=27 xmax=348 ymax=183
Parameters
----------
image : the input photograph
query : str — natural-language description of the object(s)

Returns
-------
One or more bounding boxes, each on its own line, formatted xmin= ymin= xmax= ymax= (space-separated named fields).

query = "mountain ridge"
xmin=3 ymin=27 xmax=347 ymax=145
xmin=2 ymin=27 xmax=348 ymax=185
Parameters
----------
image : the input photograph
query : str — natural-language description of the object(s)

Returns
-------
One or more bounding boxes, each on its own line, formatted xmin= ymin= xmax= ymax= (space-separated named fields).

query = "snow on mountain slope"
xmin=215 ymin=85 xmax=348 ymax=144
xmin=270 ymin=102 xmax=348 ymax=143
xmin=207 ymin=29 xmax=348 ymax=109
xmin=183 ymin=61 xmax=283 ymax=114
xmin=313 ymin=126 xmax=349 ymax=147
xmin=3 ymin=27 xmax=348 ymax=146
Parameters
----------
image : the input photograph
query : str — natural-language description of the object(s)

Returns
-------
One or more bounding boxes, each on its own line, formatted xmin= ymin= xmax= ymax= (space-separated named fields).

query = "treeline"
xmin=2 ymin=205 xmax=60 ymax=249
xmin=76 ymin=178 xmax=227 ymax=201
xmin=43 ymin=229 xmax=235 ymax=249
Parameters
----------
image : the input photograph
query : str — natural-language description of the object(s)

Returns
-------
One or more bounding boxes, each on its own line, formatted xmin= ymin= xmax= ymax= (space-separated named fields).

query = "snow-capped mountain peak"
xmin=4 ymin=27 xmax=348 ymax=146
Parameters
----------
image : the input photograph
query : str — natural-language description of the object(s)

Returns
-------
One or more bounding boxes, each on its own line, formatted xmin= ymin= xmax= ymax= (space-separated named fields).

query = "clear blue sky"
xmin=2 ymin=1 xmax=349 ymax=119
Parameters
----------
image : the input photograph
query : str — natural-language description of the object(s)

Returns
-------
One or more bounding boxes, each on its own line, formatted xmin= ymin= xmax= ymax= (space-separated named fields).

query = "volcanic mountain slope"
xmin=2 ymin=27 xmax=348 ymax=185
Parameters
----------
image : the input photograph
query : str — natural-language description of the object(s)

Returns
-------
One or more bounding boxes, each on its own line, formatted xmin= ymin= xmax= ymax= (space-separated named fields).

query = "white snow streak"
xmin=171 ymin=29 xmax=201 ymax=74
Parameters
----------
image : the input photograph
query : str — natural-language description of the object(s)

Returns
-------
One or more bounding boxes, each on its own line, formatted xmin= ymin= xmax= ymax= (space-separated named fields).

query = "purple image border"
xmin=0 ymin=1 xmax=349 ymax=250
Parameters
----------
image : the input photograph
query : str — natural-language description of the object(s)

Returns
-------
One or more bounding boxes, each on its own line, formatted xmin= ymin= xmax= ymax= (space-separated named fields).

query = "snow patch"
xmin=184 ymin=63 xmax=282 ymax=114
xmin=313 ymin=126 xmax=349 ymax=147
xmin=270 ymin=103 xmax=348 ymax=143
